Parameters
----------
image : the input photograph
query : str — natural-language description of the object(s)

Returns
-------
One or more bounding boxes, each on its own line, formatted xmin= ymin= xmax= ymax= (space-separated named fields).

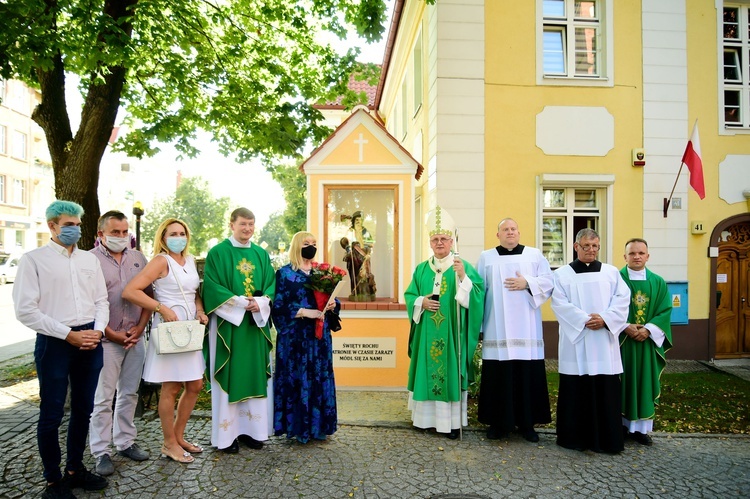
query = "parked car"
xmin=0 ymin=253 xmax=20 ymax=285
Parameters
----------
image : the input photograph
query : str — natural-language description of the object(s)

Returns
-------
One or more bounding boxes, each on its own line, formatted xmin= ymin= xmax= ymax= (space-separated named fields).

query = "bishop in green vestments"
xmin=620 ymin=239 xmax=673 ymax=446
xmin=405 ymin=207 xmax=484 ymax=439
xmin=203 ymin=208 xmax=276 ymax=452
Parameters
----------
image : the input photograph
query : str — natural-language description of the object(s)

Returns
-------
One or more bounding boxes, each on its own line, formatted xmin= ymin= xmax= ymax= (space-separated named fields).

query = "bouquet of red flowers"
xmin=306 ymin=262 xmax=347 ymax=339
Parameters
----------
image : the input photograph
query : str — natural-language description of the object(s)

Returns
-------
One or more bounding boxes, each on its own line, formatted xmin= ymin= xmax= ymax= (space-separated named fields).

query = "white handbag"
xmin=154 ymin=258 xmax=205 ymax=355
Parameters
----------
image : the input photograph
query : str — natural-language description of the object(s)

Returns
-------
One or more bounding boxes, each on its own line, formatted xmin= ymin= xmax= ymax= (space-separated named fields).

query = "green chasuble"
xmin=405 ymin=257 xmax=484 ymax=403
xmin=619 ymin=267 xmax=673 ymax=421
xmin=203 ymin=239 xmax=276 ymax=403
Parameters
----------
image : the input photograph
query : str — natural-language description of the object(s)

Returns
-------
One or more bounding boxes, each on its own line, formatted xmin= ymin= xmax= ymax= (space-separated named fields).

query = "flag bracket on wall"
xmin=663 ymin=120 xmax=705 ymax=218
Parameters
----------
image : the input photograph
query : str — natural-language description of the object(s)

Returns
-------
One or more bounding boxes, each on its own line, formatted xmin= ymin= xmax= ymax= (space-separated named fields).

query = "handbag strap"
xmin=162 ymin=254 xmax=193 ymax=316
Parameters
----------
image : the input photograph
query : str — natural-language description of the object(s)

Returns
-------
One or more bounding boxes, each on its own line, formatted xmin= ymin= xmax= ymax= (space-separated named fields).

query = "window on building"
xmin=400 ymin=77 xmax=408 ymax=140
xmin=12 ymin=130 xmax=26 ymax=160
xmin=0 ymin=79 xmax=5 ymax=104
xmin=541 ymin=185 xmax=607 ymax=267
xmin=0 ymin=125 xmax=6 ymax=154
xmin=15 ymin=230 xmax=23 ymax=248
xmin=540 ymin=0 xmax=611 ymax=83
xmin=722 ymin=5 xmax=750 ymax=128
xmin=0 ymin=175 xmax=5 ymax=203
xmin=36 ymin=232 xmax=46 ymax=248
xmin=13 ymin=179 xmax=25 ymax=206
xmin=413 ymin=33 xmax=423 ymax=116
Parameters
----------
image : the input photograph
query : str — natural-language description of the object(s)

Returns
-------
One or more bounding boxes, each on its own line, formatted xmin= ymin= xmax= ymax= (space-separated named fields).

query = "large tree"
xmin=141 ymin=176 xmax=230 ymax=256
xmin=0 ymin=0 xmax=388 ymax=248
xmin=254 ymin=211 xmax=290 ymax=254
xmin=269 ymin=162 xmax=307 ymax=237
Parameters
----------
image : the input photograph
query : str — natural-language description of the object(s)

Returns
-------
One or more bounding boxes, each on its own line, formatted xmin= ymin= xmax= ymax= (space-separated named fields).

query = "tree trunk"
xmin=30 ymin=0 xmax=135 ymax=249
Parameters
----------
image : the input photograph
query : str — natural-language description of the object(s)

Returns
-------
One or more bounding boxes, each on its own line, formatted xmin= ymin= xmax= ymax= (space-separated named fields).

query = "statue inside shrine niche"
xmin=339 ymin=211 xmax=377 ymax=301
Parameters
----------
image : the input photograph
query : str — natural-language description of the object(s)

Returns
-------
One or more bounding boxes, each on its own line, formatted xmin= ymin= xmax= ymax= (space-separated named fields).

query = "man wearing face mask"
xmin=88 ymin=211 xmax=152 ymax=476
xmin=13 ymin=200 xmax=110 ymax=498
xmin=202 ymin=207 xmax=276 ymax=453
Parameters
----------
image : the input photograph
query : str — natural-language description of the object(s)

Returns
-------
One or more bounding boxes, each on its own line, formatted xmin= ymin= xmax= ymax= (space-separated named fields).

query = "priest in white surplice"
xmin=476 ymin=219 xmax=553 ymax=443
xmin=551 ymin=228 xmax=630 ymax=454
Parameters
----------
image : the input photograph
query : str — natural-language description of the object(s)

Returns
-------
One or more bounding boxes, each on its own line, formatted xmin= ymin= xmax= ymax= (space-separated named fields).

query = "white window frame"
xmin=536 ymin=174 xmax=614 ymax=266
xmin=13 ymin=178 xmax=26 ymax=206
xmin=12 ymin=130 xmax=26 ymax=160
xmin=719 ymin=2 xmax=750 ymax=132
xmin=400 ymin=76 xmax=408 ymax=141
xmin=0 ymin=175 xmax=5 ymax=204
xmin=537 ymin=0 xmax=614 ymax=87
xmin=413 ymin=32 xmax=423 ymax=118
xmin=0 ymin=125 xmax=6 ymax=155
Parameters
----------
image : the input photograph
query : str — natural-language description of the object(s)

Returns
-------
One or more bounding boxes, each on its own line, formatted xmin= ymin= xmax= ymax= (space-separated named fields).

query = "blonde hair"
xmin=152 ymin=218 xmax=191 ymax=257
xmin=289 ymin=231 xmax=316 ymax=270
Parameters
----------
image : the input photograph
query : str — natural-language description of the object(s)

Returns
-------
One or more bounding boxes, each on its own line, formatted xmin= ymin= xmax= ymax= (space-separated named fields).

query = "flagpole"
xmin=663 ymin=162 xmax=685 ymax=218
xmin=453 ymin=227 xmax=463 ymax=441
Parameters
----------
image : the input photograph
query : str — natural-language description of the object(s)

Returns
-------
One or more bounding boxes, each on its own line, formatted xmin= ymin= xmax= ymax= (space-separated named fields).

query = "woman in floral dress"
xmin=272 ymin=231 xmax=341 ymax=443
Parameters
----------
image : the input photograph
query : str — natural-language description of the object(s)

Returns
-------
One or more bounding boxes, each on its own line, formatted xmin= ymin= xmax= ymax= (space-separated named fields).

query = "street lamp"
xmin=132 ymin=201 xmax=144 ymax=251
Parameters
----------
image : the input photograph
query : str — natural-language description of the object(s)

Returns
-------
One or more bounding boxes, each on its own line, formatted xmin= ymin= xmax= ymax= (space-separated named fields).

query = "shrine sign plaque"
xmin=332 ymin=337 xmax=397 ymax=368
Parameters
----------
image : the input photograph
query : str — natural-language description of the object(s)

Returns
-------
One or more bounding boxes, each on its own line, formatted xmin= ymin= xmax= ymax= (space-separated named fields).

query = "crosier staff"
xmin=453 ymin=227 xmax=463 ymax=441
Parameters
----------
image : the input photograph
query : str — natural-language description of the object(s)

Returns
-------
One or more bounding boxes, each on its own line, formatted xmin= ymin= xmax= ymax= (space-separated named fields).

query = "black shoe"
xmin=445 ymin=429 xmax=460 ymax=440
xmin=486 ymin=426 xmax=508 ymax=440
xmin=631 ymin=432 xmax=653 ymax=446
xmin=220 ymin=438 xmax=239 ymax=454
xmin=42 ymin=482 xmax=76 ymax=499
xmin=61 ymin=468 xmax=108 ymax=491
xmin=521 ymin=428 xmax=539 ymax=443
xmin=238 ymin=434 xmax=264 ymax=449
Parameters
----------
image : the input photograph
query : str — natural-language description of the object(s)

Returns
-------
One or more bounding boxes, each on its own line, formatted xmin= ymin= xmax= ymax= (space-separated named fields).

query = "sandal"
xmin=161 ymin=444 xmax=194 ymax=463
xmin=180 ymin=441 xmax=203 ymax=454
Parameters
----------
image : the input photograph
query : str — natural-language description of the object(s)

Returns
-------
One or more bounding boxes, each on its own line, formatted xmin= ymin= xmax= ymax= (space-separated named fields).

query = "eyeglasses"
xmin=430 ymin=237 xmax=452 ymax=245
xmin=578 ymin=244 xmax=600 ymax=251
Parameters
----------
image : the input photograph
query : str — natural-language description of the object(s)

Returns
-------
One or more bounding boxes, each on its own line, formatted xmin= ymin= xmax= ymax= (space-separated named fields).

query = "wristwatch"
xmin=155 ymin=303 xmax=162 ymax=313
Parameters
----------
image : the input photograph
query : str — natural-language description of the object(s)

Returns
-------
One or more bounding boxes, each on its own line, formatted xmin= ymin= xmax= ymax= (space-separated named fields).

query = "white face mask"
xmin=104 ymin=235 xmax=129 ymax=253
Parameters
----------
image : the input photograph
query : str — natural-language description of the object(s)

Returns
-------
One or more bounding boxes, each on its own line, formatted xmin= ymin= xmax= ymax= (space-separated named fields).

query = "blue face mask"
xmin=166 ymin=236 xmax=188 ymax=253
xmin=55 ymin=224 xmax=81 ymax=246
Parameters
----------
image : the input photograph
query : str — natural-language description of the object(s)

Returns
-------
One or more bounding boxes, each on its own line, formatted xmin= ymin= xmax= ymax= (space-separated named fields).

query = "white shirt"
xmin=13 ymin=241 xmax=109 ymax=340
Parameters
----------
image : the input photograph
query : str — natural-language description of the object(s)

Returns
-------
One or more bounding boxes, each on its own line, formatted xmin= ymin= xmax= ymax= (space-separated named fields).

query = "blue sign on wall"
xmin=667 ymin=281 xmax=688 ymax=325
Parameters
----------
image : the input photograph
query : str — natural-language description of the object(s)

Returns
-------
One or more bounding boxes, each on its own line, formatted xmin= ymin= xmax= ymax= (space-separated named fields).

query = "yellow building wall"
xmin=686 ymin=0 xmax=750 ymax=320
xmin=484 ymin=1 xmax=644 ymax=320
xmin=321 ymin=125 xmax=403 ymax=166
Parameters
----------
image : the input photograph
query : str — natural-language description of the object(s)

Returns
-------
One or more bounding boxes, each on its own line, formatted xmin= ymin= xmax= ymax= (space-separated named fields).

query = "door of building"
xmin=715 ymin=221 xmax=750 ymax=358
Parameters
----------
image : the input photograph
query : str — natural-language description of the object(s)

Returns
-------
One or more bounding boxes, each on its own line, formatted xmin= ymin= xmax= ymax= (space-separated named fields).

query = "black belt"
xmin=69 ymin=322 xmax=95 ymax=331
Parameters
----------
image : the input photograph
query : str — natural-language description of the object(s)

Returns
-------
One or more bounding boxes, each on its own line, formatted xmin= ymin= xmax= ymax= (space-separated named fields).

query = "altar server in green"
xmin=203 ymin=208 xmax=276 ymax=454
xmin=620 ymin=238 xmax=673 ymax=446
xmin=405 ymin=207 xmax=484 ymax=439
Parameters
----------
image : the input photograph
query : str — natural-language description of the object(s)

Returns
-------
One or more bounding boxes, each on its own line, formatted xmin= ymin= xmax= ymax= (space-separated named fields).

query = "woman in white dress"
xmin=123 ymin=218 xmax=208 ymax=463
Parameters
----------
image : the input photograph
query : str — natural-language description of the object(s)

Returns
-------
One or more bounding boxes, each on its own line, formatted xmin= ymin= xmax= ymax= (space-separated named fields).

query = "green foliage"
xmin=140 ymin=177 xmax=231 ymax=256
xmin=0 ymin=0 xmax=389 ymax=247
xmin=255 ymin=211 xmax=291 ymax=255
xmin=268 ymin=163 xmax=307 ymax=236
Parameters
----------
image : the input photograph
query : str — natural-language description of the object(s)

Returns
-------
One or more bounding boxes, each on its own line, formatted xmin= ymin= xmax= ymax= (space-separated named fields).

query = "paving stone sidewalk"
xmin=1 ymin=359 xmax=748 ymax=498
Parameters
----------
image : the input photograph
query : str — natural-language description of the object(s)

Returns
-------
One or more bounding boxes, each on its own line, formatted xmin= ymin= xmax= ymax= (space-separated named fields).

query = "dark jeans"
xmin=35 ymin=325 xmax=103 ymax=483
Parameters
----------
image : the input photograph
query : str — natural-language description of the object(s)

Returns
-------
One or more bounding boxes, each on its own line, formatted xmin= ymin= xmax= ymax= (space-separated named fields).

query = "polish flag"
xmin=681 ymin=121 xmax=705 ymax=199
